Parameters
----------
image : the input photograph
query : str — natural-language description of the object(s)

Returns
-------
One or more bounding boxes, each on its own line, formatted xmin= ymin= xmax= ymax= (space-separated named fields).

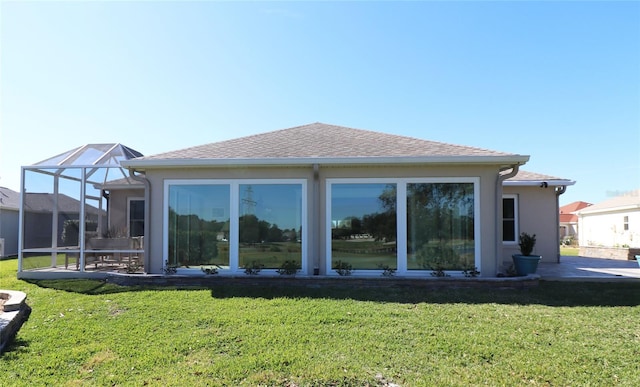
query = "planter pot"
xmin=512 ymin=254 xmax=542 ymax=276
xmin=635 ymin=255 xmax=640 ymax=268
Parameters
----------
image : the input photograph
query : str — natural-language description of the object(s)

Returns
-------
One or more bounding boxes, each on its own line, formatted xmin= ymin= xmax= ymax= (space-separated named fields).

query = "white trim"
xmin=123 ymin=155 xmax=530 ymax=169
xmin=163 ymin=179 xmax=307 ymax=274
xmin=502 ymin=194 xmax=519 ymax=245
xmin=503 ymin=180 xmax=574 ymax=187
xmin=325 ymin=177 xmax=481 ymax=276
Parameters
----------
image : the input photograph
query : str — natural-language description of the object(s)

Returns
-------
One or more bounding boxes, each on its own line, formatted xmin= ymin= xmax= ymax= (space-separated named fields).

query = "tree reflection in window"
xmin=238 ymin=184 xmax=302 ymax=269
xmin=331 ymin=184 xmax=397 ymax=270
xmin=168 ymin=185 xmax=230 ymax=268
xmin=407 ymin=183 xmax=474 ymax=271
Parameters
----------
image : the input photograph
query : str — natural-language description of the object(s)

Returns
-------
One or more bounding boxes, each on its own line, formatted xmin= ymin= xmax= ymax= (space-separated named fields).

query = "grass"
xmin=1 ymin=258 xmax=640 ymax=386
xmin=560 ymin=246 xmax=580 ymax=256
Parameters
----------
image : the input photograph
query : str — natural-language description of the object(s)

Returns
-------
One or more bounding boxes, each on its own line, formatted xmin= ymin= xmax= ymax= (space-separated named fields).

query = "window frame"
xmin=163 ymin=179 xmax=307 ymax=274
xmin=502 ymin=194 xmax=518 ymax=244
xmin=326 ymin=177 xmax=480 ymax=276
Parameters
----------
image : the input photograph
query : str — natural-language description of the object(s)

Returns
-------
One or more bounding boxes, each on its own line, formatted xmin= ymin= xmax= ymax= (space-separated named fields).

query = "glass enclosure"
xmin=19 ymin=144 xmax=145 ymax=274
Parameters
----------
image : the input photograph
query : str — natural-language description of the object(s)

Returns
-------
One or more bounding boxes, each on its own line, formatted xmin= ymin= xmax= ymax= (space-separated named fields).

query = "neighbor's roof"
xmin=503 ymin=170 xmax=575 ymax=187
xmin=0 ymin=187 xmax=20 ymax=211
xmin=559 ymin=201 xmax=592 ymax=223
xmin=122 ymin=123 xmax=530 ymax=169
xmin=575 ymin=189 xmax=640 ymax=215
xmin=23 ymin=193 xmax=105 ymax=215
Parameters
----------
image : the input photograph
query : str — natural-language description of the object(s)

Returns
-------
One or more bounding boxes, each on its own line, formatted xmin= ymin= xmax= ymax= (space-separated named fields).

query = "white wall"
xmin=579 ymin=209 xmax=640 ymax=248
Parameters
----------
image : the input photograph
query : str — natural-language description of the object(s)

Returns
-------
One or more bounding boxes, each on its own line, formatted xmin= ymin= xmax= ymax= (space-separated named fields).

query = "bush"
xmin=333 ymin=260 xmax=353 ymax=276
xmin=276 ymin=260 xmax=300 ymax=275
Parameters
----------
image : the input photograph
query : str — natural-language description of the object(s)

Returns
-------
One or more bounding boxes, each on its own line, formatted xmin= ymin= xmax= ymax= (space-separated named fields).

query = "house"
xmin=559 ymin=201 xmax=592 ymax=242
xmin=17 ymin=123 xmax=574 ymax=278
xmin=22 ymin=192 xmax=106 ymax=249
xmin=502 ymin=170 xmax=575 ymax=264
xmin=576 ymin=190 xmax=640 ymax=260
xmin=0 ymin=187 xmax=20 ymax=258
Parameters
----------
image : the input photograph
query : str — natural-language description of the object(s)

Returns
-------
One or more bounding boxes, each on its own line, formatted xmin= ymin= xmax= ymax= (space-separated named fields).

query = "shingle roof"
xmin=559 ymin=201 xmax=592 ymax=223
xmin=23 ymin=193 xmax=105 ymax=215
xmin=126 ymin=123 xmax=529 ymax=167
xmin=0 ymin=187 xmax=20 ymax=210
xmin=576 ymin=189 xmax=640 ymax=215
xmin=504 ymin=170 xmax=574 ymax=186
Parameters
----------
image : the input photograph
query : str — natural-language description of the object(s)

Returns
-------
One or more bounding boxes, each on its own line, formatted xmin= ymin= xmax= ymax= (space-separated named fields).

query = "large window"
xmin=327 ymin=179 xmax=479 ymax=275
xmin=330 ymin=183 xmax=397 ymax=270
xmin=238 ymin=184 xmax=303 ymax=269
xmin=165 ymin=180 xmax=305 ymax=273
xmin=407 ymin=183 xmax=475 ymax=271
xmin=168 ymin=185 xmax=230 ymax=268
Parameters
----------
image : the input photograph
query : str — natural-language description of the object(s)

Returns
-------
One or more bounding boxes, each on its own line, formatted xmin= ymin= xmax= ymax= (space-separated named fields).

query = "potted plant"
xmin=512 ymin=232 xmax=542 ymax=276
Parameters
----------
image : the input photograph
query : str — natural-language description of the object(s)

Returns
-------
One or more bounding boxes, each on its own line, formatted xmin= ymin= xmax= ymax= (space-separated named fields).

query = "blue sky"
xmin=1 ymin=1 xmax=638 ymax=206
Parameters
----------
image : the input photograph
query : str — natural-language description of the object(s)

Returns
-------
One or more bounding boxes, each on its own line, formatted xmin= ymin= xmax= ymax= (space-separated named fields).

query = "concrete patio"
xmin=537 ymin=256 xmax=640 ymax=281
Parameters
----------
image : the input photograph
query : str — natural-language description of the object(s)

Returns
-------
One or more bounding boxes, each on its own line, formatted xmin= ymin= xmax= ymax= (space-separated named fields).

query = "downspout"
xmin=555 ymin=185 xmax=567 ymax=263
xmin=496 ymin=165 xmax=520 ymax=275
xmin=129 ymin=169 xmax=150 ymax=274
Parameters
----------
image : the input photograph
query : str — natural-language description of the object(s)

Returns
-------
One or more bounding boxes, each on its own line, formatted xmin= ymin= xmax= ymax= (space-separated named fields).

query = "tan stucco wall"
xmin=108 ymin=188 xmax=145 ymax=236
xmin=502 ymin=186 xmax=560 ymax=268
xmin=142 ymin=164 xmax=504 ymax=276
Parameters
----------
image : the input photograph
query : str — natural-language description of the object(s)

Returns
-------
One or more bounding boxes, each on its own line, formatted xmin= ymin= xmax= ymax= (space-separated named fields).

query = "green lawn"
xmin=560 ymin=246 xmax=580 ymax=256
xmin=1 ymin=257 xmax=640 ymax=386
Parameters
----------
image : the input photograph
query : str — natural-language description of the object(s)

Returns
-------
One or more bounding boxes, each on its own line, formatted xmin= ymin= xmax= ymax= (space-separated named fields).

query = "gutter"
xmin=496 ymin=165 xmax=521 ymax=275
xmin=503 ymin=180 xmax=575 ymax=187
xmin=555 ymin=186 xmax=567 ymax=263
xmin=128 ymin=168 xmax=151 ymax=274
xmin=121 ymin=155 xmax=531 ymax=169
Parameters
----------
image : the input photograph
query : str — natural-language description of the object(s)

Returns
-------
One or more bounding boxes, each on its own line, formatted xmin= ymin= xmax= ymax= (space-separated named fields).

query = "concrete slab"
xmin=537 ymin=256 xmax=640 ymax=281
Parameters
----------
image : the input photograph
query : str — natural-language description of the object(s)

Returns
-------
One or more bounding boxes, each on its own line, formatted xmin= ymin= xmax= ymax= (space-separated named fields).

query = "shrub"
xmin=378 ymin=264 xmax=396 ymax=277
xmin=333 ymin=260 xmax=353 ymax=276
xmin=276 ymin=260 xmax=300 ymax=275
xmin=518 ymin=232 xmax=537 ymax=256
xmin=243 ymin=261 xmax=264 ymax=275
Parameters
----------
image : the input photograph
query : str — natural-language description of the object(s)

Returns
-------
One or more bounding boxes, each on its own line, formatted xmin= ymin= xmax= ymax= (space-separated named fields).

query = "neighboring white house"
xmin=577 ymin=190 xmax=640 ymax=249
xmin=0 ymin=187 xmax=20 ymax=258
xmin=17 ymin=123 xmax=575 ymax=279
